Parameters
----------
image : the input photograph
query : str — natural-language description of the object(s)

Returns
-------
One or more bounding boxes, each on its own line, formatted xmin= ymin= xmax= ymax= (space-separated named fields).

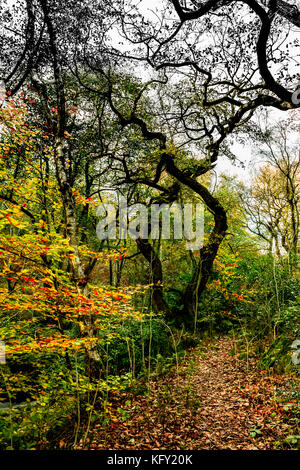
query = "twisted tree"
xmin=1 ymin=0 xmax=299 ymax=326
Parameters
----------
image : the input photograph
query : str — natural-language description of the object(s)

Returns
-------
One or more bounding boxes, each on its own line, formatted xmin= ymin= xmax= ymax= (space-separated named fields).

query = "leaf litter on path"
xmin=87 ymin=337 xmax=299 ymax=450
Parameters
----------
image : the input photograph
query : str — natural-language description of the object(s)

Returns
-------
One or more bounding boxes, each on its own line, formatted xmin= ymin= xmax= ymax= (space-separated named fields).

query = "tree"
xmin=1 ymin=0 xmax=299 ymax=327
xmin=79 ymin=0 xmax=299 ymax=323
xmin=240 ymin=112 xmax=299 ymax=264
xmin=0 ymin=94 xmax=143 ymax=371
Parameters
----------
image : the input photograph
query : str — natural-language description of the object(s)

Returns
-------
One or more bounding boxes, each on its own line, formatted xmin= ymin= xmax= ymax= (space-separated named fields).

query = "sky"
xmin=215 ymin=106 xmax=295 ymax=183
xmin=115 ymin=1 xmax=299 ymax=183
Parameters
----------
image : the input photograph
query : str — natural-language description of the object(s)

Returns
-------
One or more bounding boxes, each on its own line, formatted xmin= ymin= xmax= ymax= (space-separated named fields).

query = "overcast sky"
xmin=116 ymin=1 xmax=299 ymax=183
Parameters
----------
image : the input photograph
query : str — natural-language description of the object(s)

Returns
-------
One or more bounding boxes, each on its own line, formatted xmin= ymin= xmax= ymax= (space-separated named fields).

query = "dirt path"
xmin=88 ymin=336 xmax=297 ymax=450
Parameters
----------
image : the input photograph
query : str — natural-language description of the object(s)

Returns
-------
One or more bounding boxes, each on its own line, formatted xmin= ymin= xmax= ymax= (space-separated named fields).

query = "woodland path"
xmin=87 ymin=337 xmax=296 ymax=450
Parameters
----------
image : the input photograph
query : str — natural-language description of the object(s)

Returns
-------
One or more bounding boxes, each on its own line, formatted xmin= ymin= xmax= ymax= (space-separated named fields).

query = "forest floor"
xmin=84 ymin=336 xmax=299 ymax=450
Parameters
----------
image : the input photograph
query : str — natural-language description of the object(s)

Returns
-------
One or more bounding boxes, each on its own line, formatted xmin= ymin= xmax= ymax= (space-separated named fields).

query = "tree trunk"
xmin=136 ymin=237 xmax=172 ymax=316
xmin=164 ymin=154 xmax=228 ymax=327
xmin=55 ymin=137 xmax=100 ymax=366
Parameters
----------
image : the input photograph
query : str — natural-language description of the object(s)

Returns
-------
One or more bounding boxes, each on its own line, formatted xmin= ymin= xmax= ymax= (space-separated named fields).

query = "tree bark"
xmin=164 ymin=154 xmax=228 ymax=327
xmin=136 ymin=237 xmax=172 ymax=316
xmin=54 ymin=136 xmax=100 ymax=366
